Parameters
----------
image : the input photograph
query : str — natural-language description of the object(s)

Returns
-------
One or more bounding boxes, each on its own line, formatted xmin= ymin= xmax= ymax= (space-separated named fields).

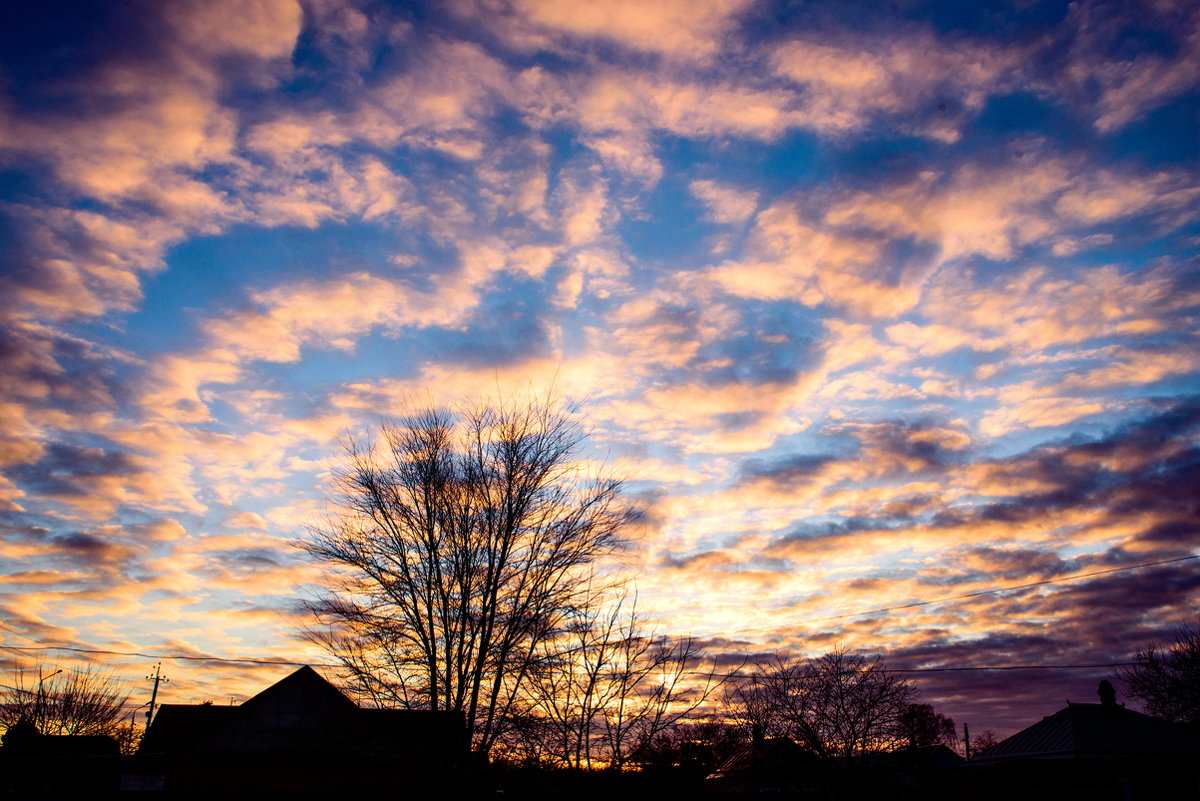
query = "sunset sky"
xmin=1 ymin=0 xmax=1198 ymax=738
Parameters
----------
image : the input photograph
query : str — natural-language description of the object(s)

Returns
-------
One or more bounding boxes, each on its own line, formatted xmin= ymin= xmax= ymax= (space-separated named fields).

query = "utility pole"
xmin=964 ymin=722 xmax=971 ymax=761
xmin=145 ymin=663 xmax=169 ymax=726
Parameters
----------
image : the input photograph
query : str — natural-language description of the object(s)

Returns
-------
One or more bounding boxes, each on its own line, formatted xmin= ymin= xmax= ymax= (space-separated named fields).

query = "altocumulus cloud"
xmin=0 ymin=0 xmax=1197 ymax=735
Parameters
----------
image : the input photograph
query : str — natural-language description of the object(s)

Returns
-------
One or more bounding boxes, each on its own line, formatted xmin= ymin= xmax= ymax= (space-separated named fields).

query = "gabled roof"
xmin=234 ymin=664 xmax=358 ymax=717
xmin=976 ymin=702 xmax=1200 ymax=763
xmin=141 ymin=666 xmax=360 ymax=755
xmin=864 ymin=743 xmax=965 ymax=770
xmin=708 ymin=737 xmax=821 ymax=779
xmin=138 ymin=703 xmax=232 ymax=753
xmin=138 ymin=665 xmax=466 ymax=761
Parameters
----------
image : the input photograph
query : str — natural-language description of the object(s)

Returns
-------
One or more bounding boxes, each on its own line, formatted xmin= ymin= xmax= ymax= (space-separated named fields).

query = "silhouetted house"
xmin=960 ymin=680 xmax=1200 ymax=800
xmin=705 ymin=735 xmax=828 ymax=794
xmin=0 ymin=716 xmax=122 ymax=793
xmin=125 ymin=665 xmax=465 ymax=792
xmin=846 ymin=744 xmax=965 ymax=800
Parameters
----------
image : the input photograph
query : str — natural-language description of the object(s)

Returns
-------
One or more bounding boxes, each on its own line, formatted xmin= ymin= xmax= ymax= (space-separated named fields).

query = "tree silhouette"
xmin=0 ymin=662 xmax=129 ymax=742
xmin=301 ymin=393 xmax=636 ymax=756
xmin=898 ymin=702 xmax=956 ymax=749
xmin=970 ymin=729 xmax=1000 ymax=756
xmin=729 ymin=647 xmax=917 ymax=758
xmin=520 ymin=586 xmax=726 ymax=770
xmin=1120 ymin=620 xmax=1200 ymax=724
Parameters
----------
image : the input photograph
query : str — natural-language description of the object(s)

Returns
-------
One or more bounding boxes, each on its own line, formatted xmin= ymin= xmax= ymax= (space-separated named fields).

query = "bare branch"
xmin=1120 ymin=619 xmax=1200 ymax=724
xmin=1 ymin=662 xmax=130 ymax=743
xmin=300 ymin=392 xmax=635 ymax=758
xmin=727 ymin=645 xmax=917 ymax=758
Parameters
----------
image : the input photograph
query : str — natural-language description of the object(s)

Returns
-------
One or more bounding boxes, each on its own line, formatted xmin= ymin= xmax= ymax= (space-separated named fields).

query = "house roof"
xmin=140 ymin=666 xmax=361 ymax=755
xmin=862 ymin=743 xmax=965 ymax=770
xmin=138 ymin=665 xmax=465 ymax=761
xmin=976 ymin=702 xmax=1200 ymax=762
xmin=237 ymin=664 xmax=358 ymax=714
xmin=706 ymin=737 xmax=826 ymax=794
xmin=708 ymin=737 xmax=821 ymax=779
xmin=138 ymin=703 xmax=232 ymax=753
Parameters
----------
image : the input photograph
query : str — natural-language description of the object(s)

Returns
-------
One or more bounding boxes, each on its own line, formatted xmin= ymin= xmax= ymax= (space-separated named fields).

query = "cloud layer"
xmin=0 ymin=0 xmax=1198 ymax=734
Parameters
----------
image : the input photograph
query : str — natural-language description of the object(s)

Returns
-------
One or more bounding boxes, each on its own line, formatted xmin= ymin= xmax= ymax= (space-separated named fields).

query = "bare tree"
xmin=721 ymin=662 xmax=788 ymax=741
xmin=970 ymin=729 xmax=1000 ymax=756
xmin=601 ymin=636 xmax=720 ymax=770
xmin=519 ymin=587 xmax=727 ymax=770
xmin=1120 ymin=620 xmax=1200 ymax=724
xmin=897 ymin=702 xmax=956 ymax=750
xmin=596 ymin=599 xmax=725 ymax=770
xmin=729 ymin=646 xmax=916 ymax=758
xmin=0 ymin=662 xmax=130 ymax=742
xmin=637 ymin=721 xmax=746 ymax=773
xmin=520 ymin=579 xmax=628 ymax=769
xmin=301 ymin=394 xmax=635 ymax=756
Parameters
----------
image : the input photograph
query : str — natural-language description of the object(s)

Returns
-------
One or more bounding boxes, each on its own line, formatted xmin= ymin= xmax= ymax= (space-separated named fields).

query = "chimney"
xmin=1098 ymin=679 xmax=1117 ymax=708
xmin=752 ymin=723 xmax=764 ymax=746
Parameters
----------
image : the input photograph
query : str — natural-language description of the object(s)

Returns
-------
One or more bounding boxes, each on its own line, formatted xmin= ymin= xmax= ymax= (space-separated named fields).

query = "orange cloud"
xmin=454 ymin=0 xmax=755 ymax=59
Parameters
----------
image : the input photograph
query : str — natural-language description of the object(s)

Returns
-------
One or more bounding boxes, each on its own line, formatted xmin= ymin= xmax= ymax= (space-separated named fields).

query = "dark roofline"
xmin=239 ymin=665 xmax=357 ymax=710
xmin=973 ymin=702 xmax=1200 ymax=764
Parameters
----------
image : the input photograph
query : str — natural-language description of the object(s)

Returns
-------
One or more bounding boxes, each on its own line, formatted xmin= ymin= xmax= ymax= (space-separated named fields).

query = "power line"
xmin=0 ymin=643 xmax=339 ymax=669
xmin=887 ymin=663 xmax=1133 ymax=674
xmin=0 ymin=554 xmax=1192 ymax=678
xmin=0 ymin=640 xmax=1134 ymax=684
xmin=718 ymin=553 xmax=1200 ymax=637
xmin=0 ymin=639 xmax=1144 ymax=680
xmin=695 ymin=662 xmax=1137 ymax=682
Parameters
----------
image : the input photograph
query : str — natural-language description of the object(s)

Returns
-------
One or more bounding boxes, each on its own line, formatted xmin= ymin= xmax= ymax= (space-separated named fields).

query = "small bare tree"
xmin=0 ymin=662 xmax=130 ymax=741
xmin=301 ymin=393 xmax=636 ymax=757
xmin=636 ymin=720 xmax=747 ymax=773
xmin=600 ymin=627 xmax=719 ymax=770
xmin=728 ymin=646 xmax=916 ymax=758
xmin=520 ymin=580 xmax=627 ymax=769
xmin=721 ymin=662 xmax=787 ymax=741
xmin=969 ymin=729 xmax=1000 ymax=757
xmin=1120 ymin=620 xmax=1200 ymax=724
xmin=521 ymin=588 xmax=727 ymax=770
xmin=898 ymin=702 xmax=957 ymax=749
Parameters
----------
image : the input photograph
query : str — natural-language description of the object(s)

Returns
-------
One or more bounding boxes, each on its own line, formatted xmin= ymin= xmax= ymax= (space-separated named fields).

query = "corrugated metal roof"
xmin=976 ymin=703 xmax=1200 ymax=762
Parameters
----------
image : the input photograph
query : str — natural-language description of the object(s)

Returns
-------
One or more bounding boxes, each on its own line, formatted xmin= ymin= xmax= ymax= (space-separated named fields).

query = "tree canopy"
xmin=726 ymin=647 xmax=922 ymax=758
xmin=0 ymin=662 xmax=130 ymax=744
xmin=302 ymin=394 xmax=637 ymax=755
xmin=1120 ymin=620 xmax=1200 ymax=724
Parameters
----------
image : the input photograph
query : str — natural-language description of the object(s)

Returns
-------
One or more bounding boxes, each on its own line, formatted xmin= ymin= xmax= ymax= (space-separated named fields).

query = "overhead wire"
xmin=0 ymin=641 xmax=1136 ymax=686
xmin=0 ymin=642 xmax=338 ymax=669
xmin=0 ymin=552 xmax=1192 ymax=679
xmin=715 ymin=552 xmax=1200 ymax=637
